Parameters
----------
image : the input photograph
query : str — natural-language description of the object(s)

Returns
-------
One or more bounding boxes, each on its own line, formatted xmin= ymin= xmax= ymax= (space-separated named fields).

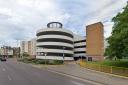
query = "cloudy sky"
xmin=0 ymin=0 xmax=127 ymax=46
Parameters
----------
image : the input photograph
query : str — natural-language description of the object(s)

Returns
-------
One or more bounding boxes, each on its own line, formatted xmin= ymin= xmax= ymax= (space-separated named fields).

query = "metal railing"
xmin=79 ymin=61 xmax=128 ymax=77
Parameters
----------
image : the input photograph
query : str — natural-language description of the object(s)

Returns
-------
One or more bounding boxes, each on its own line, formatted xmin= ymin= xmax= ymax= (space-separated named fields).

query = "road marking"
xmin=8 ymin=75 xmax=12 ymax=81
xmin=47 ymin=69 xmax=103 ymax=85
xmin=2 ymin=68 xmax=6 ymax=71
xmin=71 ymin=81 xmax=84 ymax=85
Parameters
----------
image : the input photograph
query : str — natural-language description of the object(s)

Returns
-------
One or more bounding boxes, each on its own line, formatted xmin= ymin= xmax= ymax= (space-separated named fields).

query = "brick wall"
xmin=86 ymin=22 xmax=104 ymax=61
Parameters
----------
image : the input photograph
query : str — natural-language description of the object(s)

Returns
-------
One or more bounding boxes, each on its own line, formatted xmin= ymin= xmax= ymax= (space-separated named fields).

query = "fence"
xmin=79 ymin=61 xmax=128 ymax=77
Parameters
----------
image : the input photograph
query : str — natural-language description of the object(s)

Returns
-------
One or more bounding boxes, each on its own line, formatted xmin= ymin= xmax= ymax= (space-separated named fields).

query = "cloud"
xmin=0 ymin=0 xmax=127 ymax=46
xmin=0 ymin=0 xmax=68 ymax=46
xmin=55 ymin=0 xmax=127 ymax=36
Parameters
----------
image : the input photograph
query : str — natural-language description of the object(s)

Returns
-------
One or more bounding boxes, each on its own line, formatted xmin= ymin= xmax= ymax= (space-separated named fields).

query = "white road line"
xmin=2 ymin=68 xmax=6 ymax=71
xmin=71 ymin=81 xmax=85 ymax=85
xmin=47 ymin=69 xmax=103 ymax=85
xmin=8 ymin=75 xmax=12 ymax=81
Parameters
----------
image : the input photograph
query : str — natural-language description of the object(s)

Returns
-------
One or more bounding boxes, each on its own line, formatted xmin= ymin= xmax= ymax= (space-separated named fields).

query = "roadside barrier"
xmin=79 ymin=61 xmax=128 ymax=77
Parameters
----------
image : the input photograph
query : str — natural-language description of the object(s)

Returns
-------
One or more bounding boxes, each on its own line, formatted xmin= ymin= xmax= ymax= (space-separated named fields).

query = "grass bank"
xmin=87 ymin=60 xmax=128 ymax=68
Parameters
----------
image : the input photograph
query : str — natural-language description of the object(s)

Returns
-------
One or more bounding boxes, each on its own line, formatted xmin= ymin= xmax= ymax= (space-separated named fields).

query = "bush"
xmin=53 ymin=60 xmax=64 ymax=65
xmin=35 ymin=59 xmax=45 ymax=64
xmin=19 ymin=58 xmax=63 ymax=65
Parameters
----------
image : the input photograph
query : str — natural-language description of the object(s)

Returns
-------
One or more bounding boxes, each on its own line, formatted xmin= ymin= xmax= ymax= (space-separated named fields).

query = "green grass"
xmin=87 ymin=60 xmax=128 ymax=68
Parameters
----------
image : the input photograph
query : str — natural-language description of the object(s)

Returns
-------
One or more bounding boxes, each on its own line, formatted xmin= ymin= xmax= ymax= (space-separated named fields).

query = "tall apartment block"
xmin=20 ymin=38 xmax=36 ymax=57
xmin=86 ymin=22 xmax=104 ymax=61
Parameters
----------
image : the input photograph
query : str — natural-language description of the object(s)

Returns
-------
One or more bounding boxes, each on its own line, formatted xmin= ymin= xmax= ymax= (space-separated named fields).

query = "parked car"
xmin=0 ymin=57 xmax=7 ymax=61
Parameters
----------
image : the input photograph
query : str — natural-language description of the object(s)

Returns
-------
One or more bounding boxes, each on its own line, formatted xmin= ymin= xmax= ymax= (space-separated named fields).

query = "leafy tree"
xmin=22 ymin=52 xmax=30 ymax=57
xmin=105 ymin=3 xmax=128 ymax=59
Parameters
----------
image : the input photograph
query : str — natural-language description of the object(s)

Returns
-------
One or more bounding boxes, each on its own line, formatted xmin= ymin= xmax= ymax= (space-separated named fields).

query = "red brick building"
xmin=86 ymin=22 xmax=104 ymax=61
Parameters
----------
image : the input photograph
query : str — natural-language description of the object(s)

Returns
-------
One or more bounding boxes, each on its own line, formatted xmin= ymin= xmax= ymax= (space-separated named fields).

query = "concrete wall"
xmin=73 ymin=34 xmax=86 ymax=59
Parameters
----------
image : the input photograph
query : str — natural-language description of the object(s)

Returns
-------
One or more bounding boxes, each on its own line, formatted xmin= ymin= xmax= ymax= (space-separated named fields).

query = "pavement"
xmin=0 ymin=59 xmax=100 ymax=85
xmin=41 ymin=62 xmax=128 ymax=85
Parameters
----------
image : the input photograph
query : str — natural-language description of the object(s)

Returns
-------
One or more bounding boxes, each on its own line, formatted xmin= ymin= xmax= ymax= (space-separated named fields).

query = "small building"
xmin=0 ymin=46 xmax=13 ymax=58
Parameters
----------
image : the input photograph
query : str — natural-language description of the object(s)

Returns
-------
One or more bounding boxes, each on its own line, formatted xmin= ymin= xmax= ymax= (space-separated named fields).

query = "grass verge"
xmin=87 ymin=60 xmax=128 ymax=68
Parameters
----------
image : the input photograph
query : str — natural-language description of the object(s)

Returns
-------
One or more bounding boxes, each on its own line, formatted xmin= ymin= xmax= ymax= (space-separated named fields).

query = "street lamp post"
xmin=43 ymin=47 xmax=47 ymax=68
xmin=81 ymin=56 xmax=82 ymax=61
xmin=16 ymin=39 xmax=19 ymax=59
xmin=45 ymin=52 xmax=47 ymax=66
xmin=80 ymin=41 xmax=82 ymax=61
xmin=63 ymin=47 xmax=65 ymax=63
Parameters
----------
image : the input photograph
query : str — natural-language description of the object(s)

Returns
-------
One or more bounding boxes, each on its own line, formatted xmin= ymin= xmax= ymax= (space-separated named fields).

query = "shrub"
xmin=19 ymin=58 xmax=63 ymax=65
xmin=53 ymin=60 xmax=64 ymax=65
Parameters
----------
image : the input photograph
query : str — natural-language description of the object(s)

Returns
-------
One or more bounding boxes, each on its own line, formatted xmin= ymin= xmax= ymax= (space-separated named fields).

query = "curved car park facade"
xmin=36 ymin=22 xmax=74 ymax=60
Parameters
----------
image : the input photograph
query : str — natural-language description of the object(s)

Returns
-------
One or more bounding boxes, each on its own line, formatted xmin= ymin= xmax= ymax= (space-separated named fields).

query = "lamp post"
xmin=86 ymin=56 xmax=88 ymax=62
xmin=63 ymin=47 xmax=65 ymax=63
xmin=80 ymin=41 xmax=82 ymax=61
xmin=45 ymin=52 xmax=47 ymax=66
xmin=16 ymin=39 xmax=19 ymax=59
xmin=81 ymin=56 xmax=82 ymax=61
xmin=43 ymin=47 xmax=47 ymax=67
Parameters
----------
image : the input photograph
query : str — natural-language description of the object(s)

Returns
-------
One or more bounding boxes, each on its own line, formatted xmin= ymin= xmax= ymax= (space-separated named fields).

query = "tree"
xmin=22 ymin=52 xmax=30 ymax=57
xmin=105 ymin=2 xmax=128 ymax=59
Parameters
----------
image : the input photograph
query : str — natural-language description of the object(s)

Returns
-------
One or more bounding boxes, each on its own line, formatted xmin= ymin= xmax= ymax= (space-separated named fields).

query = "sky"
xmin=0 ymin=0 xmax=127 ymax=46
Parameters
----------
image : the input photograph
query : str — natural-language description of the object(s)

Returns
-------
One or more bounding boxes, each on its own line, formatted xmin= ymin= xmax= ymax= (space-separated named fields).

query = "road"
xmin=0 ymin=59 xmax=97 ymax=85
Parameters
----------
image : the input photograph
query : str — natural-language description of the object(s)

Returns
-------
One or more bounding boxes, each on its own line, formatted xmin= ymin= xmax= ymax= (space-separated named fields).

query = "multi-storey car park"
xmin=35 ymin=22 xmax=104 ymax=61
xmin=73 ymin=35 xmax=86 ymax=61
xmin=36 ymin=22 xmax=74 ymax=60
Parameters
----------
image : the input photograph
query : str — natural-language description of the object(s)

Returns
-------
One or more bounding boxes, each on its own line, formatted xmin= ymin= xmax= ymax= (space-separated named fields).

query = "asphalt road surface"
xmin=0 ymin=59 xmax=98 ymax=85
